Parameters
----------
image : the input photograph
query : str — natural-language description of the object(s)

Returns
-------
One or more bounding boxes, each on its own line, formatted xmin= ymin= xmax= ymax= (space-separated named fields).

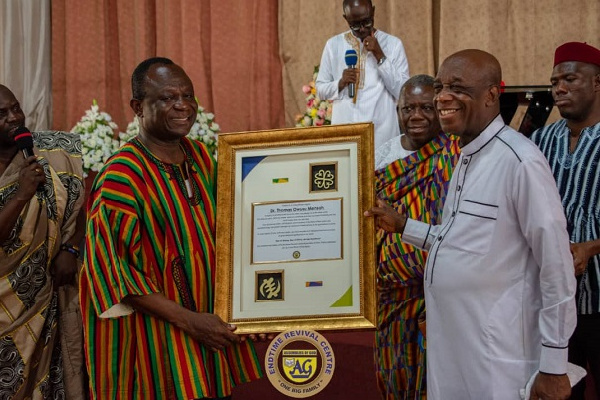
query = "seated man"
xmin=373 ymin=75 xmax=460 ymax=399
xmin=0 ymin=84 xmax=86 ymax=398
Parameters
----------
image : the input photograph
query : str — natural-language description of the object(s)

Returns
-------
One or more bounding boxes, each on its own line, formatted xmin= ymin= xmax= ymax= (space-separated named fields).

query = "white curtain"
xmin=0 ymin=0 xmax=52 ymax=131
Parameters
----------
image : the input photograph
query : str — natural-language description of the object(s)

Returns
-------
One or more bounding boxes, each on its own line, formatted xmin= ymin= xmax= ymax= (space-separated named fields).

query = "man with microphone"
xmin=0 ymin=84 xmax=86 ymax=398
xmin=316 ymin=0 xmax=409 ymax=151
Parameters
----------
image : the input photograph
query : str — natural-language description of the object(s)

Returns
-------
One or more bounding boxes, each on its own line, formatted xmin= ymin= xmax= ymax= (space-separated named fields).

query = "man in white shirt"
xmin=315 ymin=0 xmax=409 ymax=150
xmin=365 ymin=49 xmax=577 ymax=400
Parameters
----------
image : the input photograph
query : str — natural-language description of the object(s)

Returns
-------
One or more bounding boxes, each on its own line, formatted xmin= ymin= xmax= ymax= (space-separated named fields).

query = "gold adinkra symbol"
xmin=260 ymin=277 xmax=282 ymax=299
xmin=313 ymin=169 xmax=334 ymax=190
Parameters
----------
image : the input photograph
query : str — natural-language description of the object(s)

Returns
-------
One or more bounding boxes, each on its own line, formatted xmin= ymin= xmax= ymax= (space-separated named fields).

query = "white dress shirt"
xmin=315 ymin=29 xmax=409 ymax=150
xmin=403 ymin=115 xmax=577 ymax=399
xmin=374 ymin=134 xmax=414 ymax=170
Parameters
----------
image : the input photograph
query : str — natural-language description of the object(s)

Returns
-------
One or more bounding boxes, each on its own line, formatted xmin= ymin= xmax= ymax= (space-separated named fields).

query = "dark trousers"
xmin=569 ymin=313 xmax=600 ymax=400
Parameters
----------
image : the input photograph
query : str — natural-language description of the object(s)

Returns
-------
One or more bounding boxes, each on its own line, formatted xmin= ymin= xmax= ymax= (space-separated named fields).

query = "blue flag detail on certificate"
xmin=242 ymin=156 xmax=266 ymax=181
xmin=305 ymin=281 xmax=323 ymax=287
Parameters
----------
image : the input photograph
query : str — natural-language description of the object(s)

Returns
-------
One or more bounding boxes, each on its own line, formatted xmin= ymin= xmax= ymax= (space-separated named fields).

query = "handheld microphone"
xmin=345 ymin=49 xmax=358 ymax=98
xmin=14 ymin=127 xmax=35 ymax=159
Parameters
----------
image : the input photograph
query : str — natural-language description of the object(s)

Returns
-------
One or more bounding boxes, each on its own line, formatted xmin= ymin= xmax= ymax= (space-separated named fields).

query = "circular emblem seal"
xmin=265 ymin=329 xmax=335 ymax=398
xmin=292 ymin=251 xmax=301 ymax=259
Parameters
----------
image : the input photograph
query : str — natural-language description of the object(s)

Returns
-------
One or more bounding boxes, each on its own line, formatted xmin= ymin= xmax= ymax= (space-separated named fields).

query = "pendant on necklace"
xmin=185 ymin=178 xmax=193 ymax=199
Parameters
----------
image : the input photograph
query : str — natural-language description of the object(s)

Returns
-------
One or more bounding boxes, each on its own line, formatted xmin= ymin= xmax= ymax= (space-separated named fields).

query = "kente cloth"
xmin=373 ymin=133 xmax=459 ymax=400
xmin=0 ymin=131 xmax=84 ymax=399
xmin=80 ymin=137 xmax=262 ymax=399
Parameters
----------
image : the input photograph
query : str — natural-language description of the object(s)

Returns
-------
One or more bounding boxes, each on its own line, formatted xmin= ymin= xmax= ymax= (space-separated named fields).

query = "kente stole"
xmin=375 ymin=133 xmax=460 ymax=290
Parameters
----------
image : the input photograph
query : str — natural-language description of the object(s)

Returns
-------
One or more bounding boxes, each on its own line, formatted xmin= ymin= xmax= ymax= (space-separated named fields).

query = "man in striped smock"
xmin=80 ymin=57 xmax=262 ymax=399
xmin=530 ymin=41 xmax=600 ymax=400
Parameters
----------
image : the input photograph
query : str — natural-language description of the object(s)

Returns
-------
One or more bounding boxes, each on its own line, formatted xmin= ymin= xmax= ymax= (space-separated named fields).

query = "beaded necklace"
xmin=132 ymin=138 xmax=202 ymax=206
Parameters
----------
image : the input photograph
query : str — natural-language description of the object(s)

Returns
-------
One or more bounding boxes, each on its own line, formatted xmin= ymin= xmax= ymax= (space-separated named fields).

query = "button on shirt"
xmin=402 ymin=115 xmax=577 ymax=399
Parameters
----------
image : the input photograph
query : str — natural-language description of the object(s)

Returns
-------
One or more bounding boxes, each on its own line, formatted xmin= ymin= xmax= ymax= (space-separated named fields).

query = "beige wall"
xmin=280 ymin=0 xmax=600 ymax=127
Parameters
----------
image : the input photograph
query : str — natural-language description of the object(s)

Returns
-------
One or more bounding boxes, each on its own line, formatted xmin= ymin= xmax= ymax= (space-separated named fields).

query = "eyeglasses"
xmin=348 ymin=18 xmax=373 ymax=32
xmin=433 ymin=82 xmax=496 ymax=97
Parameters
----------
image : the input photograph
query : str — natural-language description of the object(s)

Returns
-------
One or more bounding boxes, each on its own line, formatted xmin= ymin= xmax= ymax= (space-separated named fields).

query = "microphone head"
xmin=14 ymin=127 xmax=34 ymax=151
xmin=345 ymin=49 xmax=358 ymax=66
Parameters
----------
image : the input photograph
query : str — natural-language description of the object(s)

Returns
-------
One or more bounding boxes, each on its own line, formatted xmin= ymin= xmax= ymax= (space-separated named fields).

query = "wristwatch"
xmin=377 ymin=56 xmax=387 ymax=66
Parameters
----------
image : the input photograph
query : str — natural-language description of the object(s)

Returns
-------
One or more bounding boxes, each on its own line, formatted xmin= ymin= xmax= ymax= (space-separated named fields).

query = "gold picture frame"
xmin=215 ymin=123 xmax=376 ymax=334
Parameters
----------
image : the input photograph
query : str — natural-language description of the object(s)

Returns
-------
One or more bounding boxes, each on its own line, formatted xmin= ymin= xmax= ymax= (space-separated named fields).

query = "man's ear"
xmin=486 ymin=85 xmax=500 ymax=107
xmin=593 ymin=72 xmax=600 ymax=93
xmin=130 ymin=98 xmax=143 ymax=117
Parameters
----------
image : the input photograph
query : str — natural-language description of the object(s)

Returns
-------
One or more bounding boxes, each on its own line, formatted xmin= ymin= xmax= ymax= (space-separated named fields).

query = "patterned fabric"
xmin=0 ymin=131 xmax=84 ymax=400
xmin=530 ymin=120 xmax=600 ymax=315
xmin=81 ymin=137 xmax=262 ymax=399
xmin=373 ymin=133 xmax=460 ymax=399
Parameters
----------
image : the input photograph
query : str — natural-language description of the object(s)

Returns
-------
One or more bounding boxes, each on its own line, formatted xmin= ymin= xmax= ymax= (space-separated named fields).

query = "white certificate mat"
xmin=215 ymin=123 xmax=376 ymax=334
xmin=235 ymin=146 xmax=356 ymax=320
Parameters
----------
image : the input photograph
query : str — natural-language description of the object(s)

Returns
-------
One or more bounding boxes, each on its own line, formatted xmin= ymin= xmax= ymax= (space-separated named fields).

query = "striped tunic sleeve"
xmin=84 ymin=156 xmax=162 ymax=318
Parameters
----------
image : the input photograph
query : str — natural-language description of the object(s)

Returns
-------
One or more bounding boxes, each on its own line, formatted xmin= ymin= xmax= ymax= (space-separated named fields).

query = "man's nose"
xmin=410 ymin=108 xmax=426 ymax=120
xmin=7 ymin=110 xmax=21 ymax=123
xmin=435 ymin=90 xmax=452 ymax=103
xmin=554 ymin=81 xmax=568 ymax=95
xmin=173 ymin=97 xmax=189 ymax=109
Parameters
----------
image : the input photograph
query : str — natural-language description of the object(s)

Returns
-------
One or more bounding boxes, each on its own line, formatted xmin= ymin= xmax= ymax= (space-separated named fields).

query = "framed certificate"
xmin=215 ymin=123 xmax=376 ymax=334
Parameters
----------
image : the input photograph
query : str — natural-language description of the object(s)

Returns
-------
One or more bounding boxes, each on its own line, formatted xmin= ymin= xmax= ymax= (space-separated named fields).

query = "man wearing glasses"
xmin=316 ymin=0 xmax=410 ymax=151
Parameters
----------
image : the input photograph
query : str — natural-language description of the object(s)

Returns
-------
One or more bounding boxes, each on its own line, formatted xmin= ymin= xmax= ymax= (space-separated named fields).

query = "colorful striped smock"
xmin=373 ymin=133 xmax=460 ymax=399
xmin=80 ymin=137 xmax=262 ymax=399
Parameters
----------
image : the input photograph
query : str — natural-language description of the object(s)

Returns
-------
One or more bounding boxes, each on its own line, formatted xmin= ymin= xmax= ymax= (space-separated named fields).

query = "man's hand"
xmin=51 ymin=250 xmax=79 ymax=287
xmin=184 ymin=312 xmax=241 ymax=352
xmin=16 ymin=156 xmax=45 ymax=201
xmin=338 ymin=68 xmax=360 ymax=92
xmin=570 ymin=242 xmax=592 ymax=276
xmin=417 ymin=312 xmax=426 ymax=339
xmin=363 ymin=34 xmax=385 ymax=63
xmin=529 ymin=372 xmax=571 ymax=400
xmin=240 ymin=333 xmax=277 ymax=342
xmin=123 ymin=293 xmax=250 ymax=352
xmin=364 ymin=198 xmax=407 ymax=233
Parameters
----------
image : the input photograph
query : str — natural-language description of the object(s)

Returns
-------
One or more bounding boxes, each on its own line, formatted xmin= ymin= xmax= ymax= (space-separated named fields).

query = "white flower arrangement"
xmin=71 ymin=99 xmax=120 ymax=177
xmin=120 ymin=99 xmax=220 ymax=158
xmin=119 ymin=118 xmax=141 ymax=147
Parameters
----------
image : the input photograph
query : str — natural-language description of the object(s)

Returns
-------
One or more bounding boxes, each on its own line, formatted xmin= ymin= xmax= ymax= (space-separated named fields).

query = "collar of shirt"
xmin=577 ymin=119 xmax=600 ymax=137
xmin=460 ymin=114 xmax=506 ymax=156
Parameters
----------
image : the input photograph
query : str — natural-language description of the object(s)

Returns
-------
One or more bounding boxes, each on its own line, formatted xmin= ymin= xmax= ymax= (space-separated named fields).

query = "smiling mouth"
xmin=172 ymin=116 xmax=192 ymax=123
xmin=439 ymin=109 xmax=458 ymax=116
xmin=7 ymin=126 xmax=20 ymax=139
xmin=407 ymin=126 xmax=428 ymax=132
